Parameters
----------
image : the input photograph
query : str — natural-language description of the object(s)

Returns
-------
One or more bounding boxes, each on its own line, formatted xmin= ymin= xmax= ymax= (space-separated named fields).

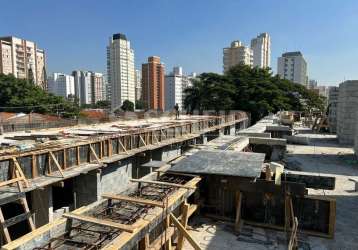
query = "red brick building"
xmin=142 ymin=56 xmax=165 ymax=111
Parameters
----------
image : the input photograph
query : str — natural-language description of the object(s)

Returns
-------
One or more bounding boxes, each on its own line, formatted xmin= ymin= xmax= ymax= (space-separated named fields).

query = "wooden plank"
xmin=165 ymin=215 xmax=172 ymax=250
xmin=31 ymin=154 xmax=38 ymax=178
xmin=101 ymin=193 xmax=165 ymax=208
xmin=169 ymin=213 xmax=201 ymax=250
xmin=12 ymin=157 xmax=29 ymax=187
xmin=63 ymin=213 xmax=136 ymax=233
xmin=0 ymin=207 xmax=11 ymax=243
xmin=138 ymin=233 xmax=149 ymax=250
xmin=0 ymin=177 xmax=23 ymax=188
xmin=130 ymin=179 xmax=196 ymax=189
xmin=235 ymin=191 xmax=242 ymax=232
xmin=76 ymin=146 xmax=80 ymax=166
xmin=177 ymin=203 xmax=190 ymax=250
xmin=89 ymin=144 xmax=102 ymax=165
xmin=139 ymin=134 xmax=147 ymax=146
xmin=49 ymin=152 xmax=65 ymax=178
xmin=328 ymin=199 xmax=336 ymax=238
xmin=118 ymin=139 xmax=129 ymax=155
xmin=2 ymin=212 xmax=31 ymax=228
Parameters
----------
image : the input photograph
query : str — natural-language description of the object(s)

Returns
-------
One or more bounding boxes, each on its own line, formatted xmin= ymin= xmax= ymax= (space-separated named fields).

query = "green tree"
xmin=0 ymin=73 xmax=79 ymax=118
xmin=95 ymin=100 xmax=110 ymax=109
xmin=184 ymin=64 xmax=324 ymax=123
xmin=135 ymin=99 xmax=144 ymax=110
xmin=121 ymin=99 xmax=134 ymax=111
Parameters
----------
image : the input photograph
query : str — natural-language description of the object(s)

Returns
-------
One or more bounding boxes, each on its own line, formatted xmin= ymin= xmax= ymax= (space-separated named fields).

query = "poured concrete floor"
xmin=185 ymin=127 xmax=358 ymax=250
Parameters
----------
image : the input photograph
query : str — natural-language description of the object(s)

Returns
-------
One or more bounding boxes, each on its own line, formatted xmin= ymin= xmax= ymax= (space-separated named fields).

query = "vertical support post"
xmin=165 ymin=215 xmax=172 ymax=250
xmin=31 ymin=154 xmax=38 ymax=178
xmin=76 ymin=146 xmax=80 ymax=166
xmin=63 ymin=149 xmax=67 ymax=169
xmin=138 ymin=233 xmax=149 ymax=250
xmin=177 ymin=202 xmax=190 ymax=250
xmin=235 ymin=191 xmax=242 ymax=232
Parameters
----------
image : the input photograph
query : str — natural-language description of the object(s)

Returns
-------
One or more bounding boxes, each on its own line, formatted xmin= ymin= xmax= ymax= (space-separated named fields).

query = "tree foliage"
xmin=0 ymin=73 xmax=79 ymax=118
xmin=184 ymin=64 xmax=325 ymax=123
xmin=121 ymin=99 xmax=134 ymax=112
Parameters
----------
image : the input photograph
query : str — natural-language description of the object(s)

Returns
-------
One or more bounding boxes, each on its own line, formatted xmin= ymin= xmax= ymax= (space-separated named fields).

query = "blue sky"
xmin=1 ymin=0 xmax=357 ymax=86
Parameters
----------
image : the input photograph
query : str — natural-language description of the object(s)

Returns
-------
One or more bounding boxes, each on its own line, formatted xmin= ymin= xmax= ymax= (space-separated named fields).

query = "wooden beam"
xmin=49 ymin=152 xmax=65 ymax=178
xmin=0 ymin=207 xmax=11 ymax=243
xmin=118 ymin=139 xmax=129 ymax=155
xmin=2 ymin=212 xmax=31 ymax=228
xmin=0 ymin=177 xmax=24 ymax=188
xmin=101 ymin=193 xmax=165 ymax=208
xmin=12 ymin=157 xmax=29 ymax=187
xmin=235 ymin=192 xmax=242 ymax=232
xmin=130 ymin=179 xmax=196 ymax=189
xmin=138 ymin=233 xmax=149 ymax=250
xmin=63 ymin=213 xmax=136 ymax=233
xmin=177 ymin=202 xmax=190 ymax=250
xmin=89 ymin=144 xmax=102 ymax=165
xmin=139 ymin=134 xmax=147 ymax=146
xmin=169 ymin=213 xmax=201 ymax=250
xmin=165 ymin=215 xmax=172 ymax=250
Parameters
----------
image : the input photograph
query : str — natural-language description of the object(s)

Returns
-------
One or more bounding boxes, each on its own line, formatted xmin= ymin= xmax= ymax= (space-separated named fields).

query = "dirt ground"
xmin=184 ymin=128 xmax=358 ymax=250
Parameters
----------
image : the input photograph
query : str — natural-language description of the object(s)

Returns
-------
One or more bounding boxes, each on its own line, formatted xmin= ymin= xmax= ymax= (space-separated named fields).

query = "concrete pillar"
xmin=229 ymin=125 xmax=236 ymax=136
xmin=161 ymin=144 xmax=181 ymax=162
xmin=73 ymin=170 xmax=100 ymax=208
xmin=31 ymin=186 xmax=53 ymax=227
xmin=101 ymin=159 xmax=132 ymax=195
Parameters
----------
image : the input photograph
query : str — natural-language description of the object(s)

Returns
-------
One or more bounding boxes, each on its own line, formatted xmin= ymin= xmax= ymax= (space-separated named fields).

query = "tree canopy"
xmin=120 ymin=99 xmax=134 ymax=112
xmin=184 ymin=64 xmax=325 ymax=123
xmin=0 ymin=73 xmax=79 ymax=118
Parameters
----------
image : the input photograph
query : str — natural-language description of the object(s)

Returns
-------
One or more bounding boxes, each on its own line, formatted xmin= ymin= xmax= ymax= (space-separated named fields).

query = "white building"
xmin=135 ymin=69 xmax=142 ymax=101
xmin=308 ymin=79 xmax=318 ymax=89
xmin=72 ymin=71 xmax=104 ymax=105
xmin=277 ymin=51 xmax=308 ymax=87
xmin=0 ymin=36 xmax=47 ymax=89
xmin=47 ymin=73 xmax=75 ymax=98
xmin=165 ymin=67 xmax=192 ymax=111
xmin=251 ymin=33 xmax=270 ymax=68
xmin=107 ymin=33 xmax=135 ymax=110
xmin=223 ymin=41 xmax=253 ymax=72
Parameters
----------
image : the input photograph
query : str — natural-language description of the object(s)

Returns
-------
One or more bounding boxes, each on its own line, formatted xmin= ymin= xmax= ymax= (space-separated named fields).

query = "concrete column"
xmin=229 ymin=125 xmax=236 ymax=136
xmin=73 ymin=170 xmax=100 ymax=208
xmin=101 ymin=159 xmax=132 ymax=195
xmin=31 ymin=186 xmax=53 ymax=227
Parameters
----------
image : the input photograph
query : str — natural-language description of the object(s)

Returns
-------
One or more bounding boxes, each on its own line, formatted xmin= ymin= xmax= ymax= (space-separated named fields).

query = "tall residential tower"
xmin=251 ymin=33 xmax=270 ymax=68
xmin=0 ymin=36 xmax=47 ymax=89
xmin=107 ymin=33 xmax=135 ymax=110
xmin=223 ymin=41 xmax=253 ymax=72
xmin=142 ymin=56 xmax=165 ymax=111
xmin=277 ymin=51 xmax=308 ymax=87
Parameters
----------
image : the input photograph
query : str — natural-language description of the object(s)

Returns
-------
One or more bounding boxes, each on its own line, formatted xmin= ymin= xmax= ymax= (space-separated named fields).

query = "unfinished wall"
xmin=328 ymin=87 xmax=339 ymax=133
xmin=73 ymin=170 xmax=100 ymax=208
xmin=100 ymin=158 xmax=132 ymax=195
xmin=31 ymin=187 xmax=53 ymax=227
xmin=337 ymin=81 xmax=358 ymax=145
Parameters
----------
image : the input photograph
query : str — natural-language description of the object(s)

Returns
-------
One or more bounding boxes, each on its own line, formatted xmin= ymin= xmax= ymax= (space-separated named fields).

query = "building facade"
xmin=142 ymin=56 xmax=165 ymax=111
xmin=47 ymin=73 xmax=75 ymax=98
xmin=0 ymin=36 xmax=47 ymax=89
xmin=277 ymin=51 xmax=308 ymax=87
xmin=135 ymin=69 xmax=142 ymax=101
xmin=107 ymin=33 xmax=135 ymax=110
xmin=223 ymin=41 xmax=253 ymax=72
xmin=165 ymin=67 xmax=184 ymax=111
xmin=72 ymin=71 xmax=104 ymax=105
xmin=250 ymin=33 xmax=270 ymax=68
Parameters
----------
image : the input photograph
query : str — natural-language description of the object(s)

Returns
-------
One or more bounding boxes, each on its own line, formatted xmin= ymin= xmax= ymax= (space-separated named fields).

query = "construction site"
xmin=0 ymin=107 xmax=355 ymax=250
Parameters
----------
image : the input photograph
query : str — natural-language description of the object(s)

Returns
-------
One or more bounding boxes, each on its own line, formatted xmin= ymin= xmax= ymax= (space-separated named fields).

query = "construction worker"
xmin=174 ymin=103 xmax=180 ymax=120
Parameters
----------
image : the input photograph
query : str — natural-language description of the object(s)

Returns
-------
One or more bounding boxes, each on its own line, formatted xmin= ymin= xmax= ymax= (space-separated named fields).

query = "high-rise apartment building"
xmin=251 ymin=33 xmax=270 ymax=68
xmin=223 ymin=41 xmax=253 ymax=72
xmin=165 ymin=67 xmax=192 ymax=111
xmin=135 ymin=69 xmax=142 ymax=101
xmin=107 ymin=33 xmax=135 ymax=110
xmin=142 ymin=56 xmax=165 ymax=111
xmin=0 ymin=36 xmax=47 ymax=89
xmin=72 ymin=70 xmax=104 ymax=105
xmin=277 ymin=51 xmax=308 ymax=87
xmin=91 ymin=72 xmax=104 ymax=105
xmin=47 ymin=73 xmax=75 ymax=98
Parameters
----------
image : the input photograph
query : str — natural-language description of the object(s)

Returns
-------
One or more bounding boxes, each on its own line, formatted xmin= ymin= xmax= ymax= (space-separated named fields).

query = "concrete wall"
xmin=74 ymin=170 xmax=100 ymax=208
xmin=31 ymin=187 xmax=53 ymax=228
xmin=100 ymin=158 xmax=133 ymax=195
xmin=328 ymin=87 xmax=339 ymax=133
xmin=337 ymin=81 xmax=358 ymax=145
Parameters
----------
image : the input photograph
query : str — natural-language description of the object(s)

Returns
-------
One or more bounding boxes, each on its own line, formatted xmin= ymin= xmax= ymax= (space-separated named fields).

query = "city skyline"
xmin=1 ymin=0 xmax=358 ymax=86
